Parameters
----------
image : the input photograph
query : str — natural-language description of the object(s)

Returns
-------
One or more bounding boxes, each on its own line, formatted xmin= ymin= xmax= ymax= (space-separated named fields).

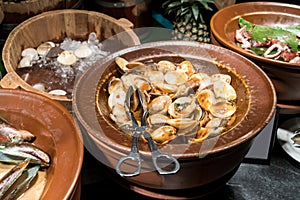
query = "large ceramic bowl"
xmin=0 ymin=89 xmax=84 ymax=200
xmin=73 ymin=41 xmax=276 ymax=198
xmin=210 ymin=2 xmax=300 ymax=112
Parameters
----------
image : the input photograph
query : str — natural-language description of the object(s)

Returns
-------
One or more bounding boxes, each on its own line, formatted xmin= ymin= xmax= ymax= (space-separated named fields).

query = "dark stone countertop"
xmin=80 ymin=114 xmax=300 ymax=200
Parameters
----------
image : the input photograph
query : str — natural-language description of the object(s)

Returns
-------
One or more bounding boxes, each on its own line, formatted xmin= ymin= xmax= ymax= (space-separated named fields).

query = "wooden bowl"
xmin=73 ymin=41 xmax=276 ymax=198
xmin=210 ymin=2 xmax=300 ymax=105
xmin=0 ymin=6 xmax=3 ymax=24
xmin=1 ymin=9 xmax=140 ymax=110
xmin=0 ymin=88 xmax=84 ymax=200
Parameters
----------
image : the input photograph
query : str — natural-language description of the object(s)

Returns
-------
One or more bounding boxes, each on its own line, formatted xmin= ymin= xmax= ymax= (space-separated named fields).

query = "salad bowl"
xmin=210 ymin=1 xmax=300 ymax=110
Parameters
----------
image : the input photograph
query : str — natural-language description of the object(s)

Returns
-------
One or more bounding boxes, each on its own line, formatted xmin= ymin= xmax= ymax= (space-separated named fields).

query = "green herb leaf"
xmin=238 ymin=17 xmax=300 ymax=52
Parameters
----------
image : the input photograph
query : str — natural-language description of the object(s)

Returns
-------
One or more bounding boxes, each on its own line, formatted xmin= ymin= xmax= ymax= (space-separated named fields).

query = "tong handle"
xmin=151 ymin=150 xmax=180 ymax=175
xmin=116 ymin=132 xmax=141 ymax=177
xmin=116 ymin=152 xmax=141 ymax=177
xmin=143 ymin=131 xmax=180 ymax=175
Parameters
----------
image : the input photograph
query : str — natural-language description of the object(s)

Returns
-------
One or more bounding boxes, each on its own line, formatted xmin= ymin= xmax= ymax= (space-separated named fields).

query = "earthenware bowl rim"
xmin=210 ymin=1 xmax=300 ymax=69
xmin=73 ymin=40 xmax=277 ymax=159
xmin=0 ymin=88 xmax=84 ymax=199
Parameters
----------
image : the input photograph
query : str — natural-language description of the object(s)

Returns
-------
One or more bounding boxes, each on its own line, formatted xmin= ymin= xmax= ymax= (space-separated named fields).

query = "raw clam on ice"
xmin=48 ymin=89 xmax=67 ymax=96
xmin=57 ymin=50 xmax=77 ymax=65
xmin=18 ymin=56 xmax=32 ymax=68
xmin=37 ymin=41 xmax=55 ymax=56
xmin=21 ymin=48 xmax=39 ymax=61
xmin=74 ymin=44 xmax=93 ymax=58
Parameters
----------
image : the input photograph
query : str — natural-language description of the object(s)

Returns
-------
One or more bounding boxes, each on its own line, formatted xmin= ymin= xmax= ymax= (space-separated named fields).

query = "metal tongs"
xmin=116 ymin=86 xmax=180 ymax=177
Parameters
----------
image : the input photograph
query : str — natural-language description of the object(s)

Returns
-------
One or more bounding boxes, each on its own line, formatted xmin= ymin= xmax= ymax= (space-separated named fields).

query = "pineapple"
xmin=163 ymin=0 xmax=215 ymax=43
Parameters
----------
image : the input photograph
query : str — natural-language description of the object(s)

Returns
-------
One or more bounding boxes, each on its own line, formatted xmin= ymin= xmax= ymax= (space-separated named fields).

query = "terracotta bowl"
xmin=0 ymin=88 xmax=84 ymax=200
xmin=1 ymin=9 xmax=140 ymax=110
xmin=210 ymin=2 xmax=300 ymax=111
xmin=73 ymin=41 xmax=276 ymax=198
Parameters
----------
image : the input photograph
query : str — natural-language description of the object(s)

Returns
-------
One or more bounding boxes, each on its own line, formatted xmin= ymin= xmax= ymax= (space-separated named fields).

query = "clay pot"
xmin=73 ymin=41 xmax=276 ymax=198
xmin=210 ymin=2 xmax=300 ymax=112
xmin=0 ymin=88 xmax=84 ymax=200
xmin=1 ymin=9 xmax=140 ymax=110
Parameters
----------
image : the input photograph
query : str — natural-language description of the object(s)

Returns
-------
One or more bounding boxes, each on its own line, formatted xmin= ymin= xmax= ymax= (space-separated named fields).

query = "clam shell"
xmin=18 ymin=57 xmax=32 ymax=68
xmin=156 ymin=60 xmax=176 ymax=73
xmin=108 ymin=88 xmax=126 ymax=110
xmin=177 ymin=60 xmax=195 ymax=77
xmin=168 ymin=96 xmax=196 ymax=118
xmin=21 ymin=48 xmax=38 ymax=61
xmin=57 ymin=50 xmax=77 ymax=66
xmin=210 ymin=101 xmax=236 ymax=118
xmin=213 ymin=80 xmax=237 ymax=101
xmin=48 ymin=89 xmax=67 ymax=96
xmin=151 ymin=125 xmax=177 ymax=145
xmin=164 ymin=71 xmax=188 ymax=85
xmin=32 ymin=83 xmax=46 ymax=92
xmin=148 ymin=95 xmax=172 ymax=115
xmin=37 ymin=41 xmax=55 ymax=56
xmin=74 ymin=45 xmax=93 ymax=58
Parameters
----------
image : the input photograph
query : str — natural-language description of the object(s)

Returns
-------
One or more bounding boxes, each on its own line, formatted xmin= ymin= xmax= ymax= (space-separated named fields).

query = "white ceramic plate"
xmin=277 ymin=117 xmax=300 ymax=163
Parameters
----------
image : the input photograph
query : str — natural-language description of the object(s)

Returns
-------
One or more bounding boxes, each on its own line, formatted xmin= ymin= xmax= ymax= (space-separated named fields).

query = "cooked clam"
xmin=156 ymin=60 xmax=176 ymax=73
xmin=151 ymin=125 xmax=177 ymax=145
xmin=147 ymin=114 xmax=169 ymax=126
xmin=108 ymin=77 xmax=123 ymax=95
xmin=196 ymin=89 xmax=216 ymax=111
xmin=148 ymin=95 xmax=172 ymax=115
xmin=186 ymin=73 xmax=211 ymax=88
xmin=164 ymin=70 xmax=188 ymax=85
xmin=108 ymin=88 xmax=126 ymax=110
xmin=192 ymin=117 xmax=226 ymax=142
xmin=145 ymin=70 xmax=164 ymax=84
xmin=166 ymin=118 xmax=198 ymax=129
xmin=115 ymin=57 xmax=145 ymax=73
xmin=106 ymin=57 xmax=238 ymax=145
xmin=211 ymin=74 xmax=231 ymax=84
xmin=213 ymin=80 xmax=237 ymax=101
xmin=121 ymin=74 xmax=150 ymax=91
xmin=177 ymin=60 xmax=195 ymax=77
xmin=210 ymin=101 xmax=236 ymax=118
xmin=168 ymin=96 xmax=197 ymax=118
xmin=110 ymin=104 xmax=130 ymax=126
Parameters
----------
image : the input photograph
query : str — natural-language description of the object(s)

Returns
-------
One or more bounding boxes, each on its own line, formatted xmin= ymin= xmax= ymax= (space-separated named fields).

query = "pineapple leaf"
xmin=194 ymin=0 xmax=215 ymax=11
xmin=185 ymin=13 xmax=192 ymax=24
xmin=164 ymin=1 xmax=182 ymax=10
xmin=163 ymin=0 xmax=215 ymax=23
xmin=191 ymin=4 xmax=199 ymax=22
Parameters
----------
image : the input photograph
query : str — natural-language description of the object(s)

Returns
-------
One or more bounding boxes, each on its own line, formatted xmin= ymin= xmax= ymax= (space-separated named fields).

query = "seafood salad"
xmin=235 ymin=17 xmax=300 ymax=64
xmin=0 ymin=116 xmax=51 ymax=199
xmin=105 ymin=57 xmax=237 ymax=145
